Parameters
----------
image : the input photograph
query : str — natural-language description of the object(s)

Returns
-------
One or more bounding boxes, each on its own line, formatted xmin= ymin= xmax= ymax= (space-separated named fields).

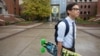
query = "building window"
xmin=75 ymin=0 xmax=77 ymax=2
xmin=80 ymin=11 xmax=82 ymax=14
xmin=88 ymin=5 xmax=90 ymax=8
xmin=0 ymin=7 xmax=2 ymax=14
xmin=80 ymin=5 xmax=83 ymax=8
xmin=84 ymin=0 xmax=87 ymax=2
xmin=14 ymin=8 xmax=16 ymax=15
xmin=80 ymin=0 xmax=82 ymax=2
xmin=0 ymin=0 xmax=2 ymax=2
xmin=14 ymin=0 xmax=16 ymax=2
xmin=89 ymin=0 xmax=92 ymax=2
xmin=88 ymin=11 xmax=90 ymax=14
xmin=84 ymin=11 xmax=86 ymax=14
xmin=0 ymin=0 xmax=1 ymax=2
xmin=14 ymin=0 xmax=16 ymax=4
xmin=84 ymin=5 xmax=87 ymax=8
xmin=84 ymin=17 xmax=86 ymax=20
xmin=4 ymin=6 xmax=7 ymax=11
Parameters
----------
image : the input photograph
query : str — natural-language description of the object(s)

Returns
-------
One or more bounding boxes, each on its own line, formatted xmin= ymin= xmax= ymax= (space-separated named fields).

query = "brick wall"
xmin=78 ymin=2 xmax=97 ymax=20
xmin=0 ymin=0 xmax=20 ymax=25
xmin=96 ymin=0 xmax=100 ymax=18
xmin=67 ymin=0 xmax=98 ymax=20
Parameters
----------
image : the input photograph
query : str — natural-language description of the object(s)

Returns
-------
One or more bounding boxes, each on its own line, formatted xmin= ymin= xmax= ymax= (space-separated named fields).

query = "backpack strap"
xmin=55 ymin=19 xmax=69 ymax=44
xmin=62 ymin=19 xmax=69 ymax=37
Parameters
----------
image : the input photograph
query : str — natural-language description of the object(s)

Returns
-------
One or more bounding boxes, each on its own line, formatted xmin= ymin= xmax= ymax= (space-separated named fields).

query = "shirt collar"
xmin=65 ymin=16 xmax=75 ymax=23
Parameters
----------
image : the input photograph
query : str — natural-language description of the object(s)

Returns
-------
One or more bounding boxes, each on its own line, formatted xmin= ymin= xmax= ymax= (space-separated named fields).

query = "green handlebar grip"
xmin=41 ymin=47 xmax=46 ymax=53
xmin=41 ymin=38 xmax=46 ymax=46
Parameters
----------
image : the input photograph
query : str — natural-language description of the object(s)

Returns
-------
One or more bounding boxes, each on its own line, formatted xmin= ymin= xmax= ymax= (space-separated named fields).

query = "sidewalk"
xmin=77 ymin=26 xmax=100 ymax=38
xmin=0 ymin=23 xmax=43 ymax=40
xmin=0 ymin=22 xmax=100 ymax=56
xmin=0 ymin=23 xmax=100 ymax=40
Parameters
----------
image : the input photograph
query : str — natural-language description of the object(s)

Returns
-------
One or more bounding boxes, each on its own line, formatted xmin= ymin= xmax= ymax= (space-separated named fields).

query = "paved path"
xmin=77 ymin=26 xmax=100 ymax=38
xmin=0 ymin=23 xmax=42 ymax=40
xmin=0 ymin=22 xmax=100 ymax=56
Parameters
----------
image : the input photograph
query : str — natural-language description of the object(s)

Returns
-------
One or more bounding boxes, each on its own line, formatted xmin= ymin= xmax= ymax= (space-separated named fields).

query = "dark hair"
xmin=66 ymin=3 xmax=78 ymax=15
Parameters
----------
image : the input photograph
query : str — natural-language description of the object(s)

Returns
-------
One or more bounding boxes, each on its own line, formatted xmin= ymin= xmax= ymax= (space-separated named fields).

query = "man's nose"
xmin=77 ymin=10 xmax=80 ymax=14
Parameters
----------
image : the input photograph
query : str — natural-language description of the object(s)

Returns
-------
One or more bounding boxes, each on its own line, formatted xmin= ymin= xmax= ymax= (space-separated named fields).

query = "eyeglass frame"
xmin=71 ymin=8 xmax=80 ymax=11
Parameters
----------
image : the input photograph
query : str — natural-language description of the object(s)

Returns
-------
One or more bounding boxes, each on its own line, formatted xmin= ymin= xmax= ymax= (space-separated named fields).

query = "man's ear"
xmin=68 ymin=10 xmax=71 ymax=15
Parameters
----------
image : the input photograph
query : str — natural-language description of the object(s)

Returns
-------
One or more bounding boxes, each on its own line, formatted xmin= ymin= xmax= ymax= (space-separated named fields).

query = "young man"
xmin=57 ymin=3 xmax=80 ymax=56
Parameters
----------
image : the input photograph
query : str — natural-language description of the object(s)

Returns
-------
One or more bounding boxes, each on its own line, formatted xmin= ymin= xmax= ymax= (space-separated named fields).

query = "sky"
xmin=19 ymin=0 xmax=23 ymax=5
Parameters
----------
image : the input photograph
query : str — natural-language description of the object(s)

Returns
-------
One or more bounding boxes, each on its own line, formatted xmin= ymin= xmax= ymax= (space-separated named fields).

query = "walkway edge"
xmin=0 ymin=23 xmax=43 ymax=40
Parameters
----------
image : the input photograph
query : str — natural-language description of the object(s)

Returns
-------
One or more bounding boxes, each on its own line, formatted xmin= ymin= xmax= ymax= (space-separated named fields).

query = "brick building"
xmin=0 ymin=0 xmax=20 ymax=25
xmin=96 ymin=0 xmax=100 ymax=18
xmin=67 ymin=0 xmax=99 ymax=21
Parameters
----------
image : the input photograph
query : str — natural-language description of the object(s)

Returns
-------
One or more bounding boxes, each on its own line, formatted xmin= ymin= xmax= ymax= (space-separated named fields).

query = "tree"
xmin=21 ymin=0 xmax=51 ymax=21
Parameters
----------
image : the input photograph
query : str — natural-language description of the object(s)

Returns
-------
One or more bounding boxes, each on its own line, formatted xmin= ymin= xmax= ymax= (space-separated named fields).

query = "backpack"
xmin=54 ymin=19 xmax=69 ymax=44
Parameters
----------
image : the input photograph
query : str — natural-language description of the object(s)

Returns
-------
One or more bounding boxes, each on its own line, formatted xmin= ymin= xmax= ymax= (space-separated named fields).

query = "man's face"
xmin=68 ymin=5 xmax=80 ymax=18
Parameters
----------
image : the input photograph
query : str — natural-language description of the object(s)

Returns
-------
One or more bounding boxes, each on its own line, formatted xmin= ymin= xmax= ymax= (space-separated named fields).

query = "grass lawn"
xmin=15 ymin=21 xmax=39 ymax=26
xmin=76 ymin=18 xmax=100 ymax=27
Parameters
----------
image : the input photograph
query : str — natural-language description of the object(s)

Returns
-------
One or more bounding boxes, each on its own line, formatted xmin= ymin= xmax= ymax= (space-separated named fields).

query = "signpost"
xmin=51 ymin=4 xmax=60 ymax=21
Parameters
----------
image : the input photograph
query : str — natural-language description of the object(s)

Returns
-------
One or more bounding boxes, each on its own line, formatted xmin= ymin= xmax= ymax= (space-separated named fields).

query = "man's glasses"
xmin=72 ymin=8 xmax=80 ymax=11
